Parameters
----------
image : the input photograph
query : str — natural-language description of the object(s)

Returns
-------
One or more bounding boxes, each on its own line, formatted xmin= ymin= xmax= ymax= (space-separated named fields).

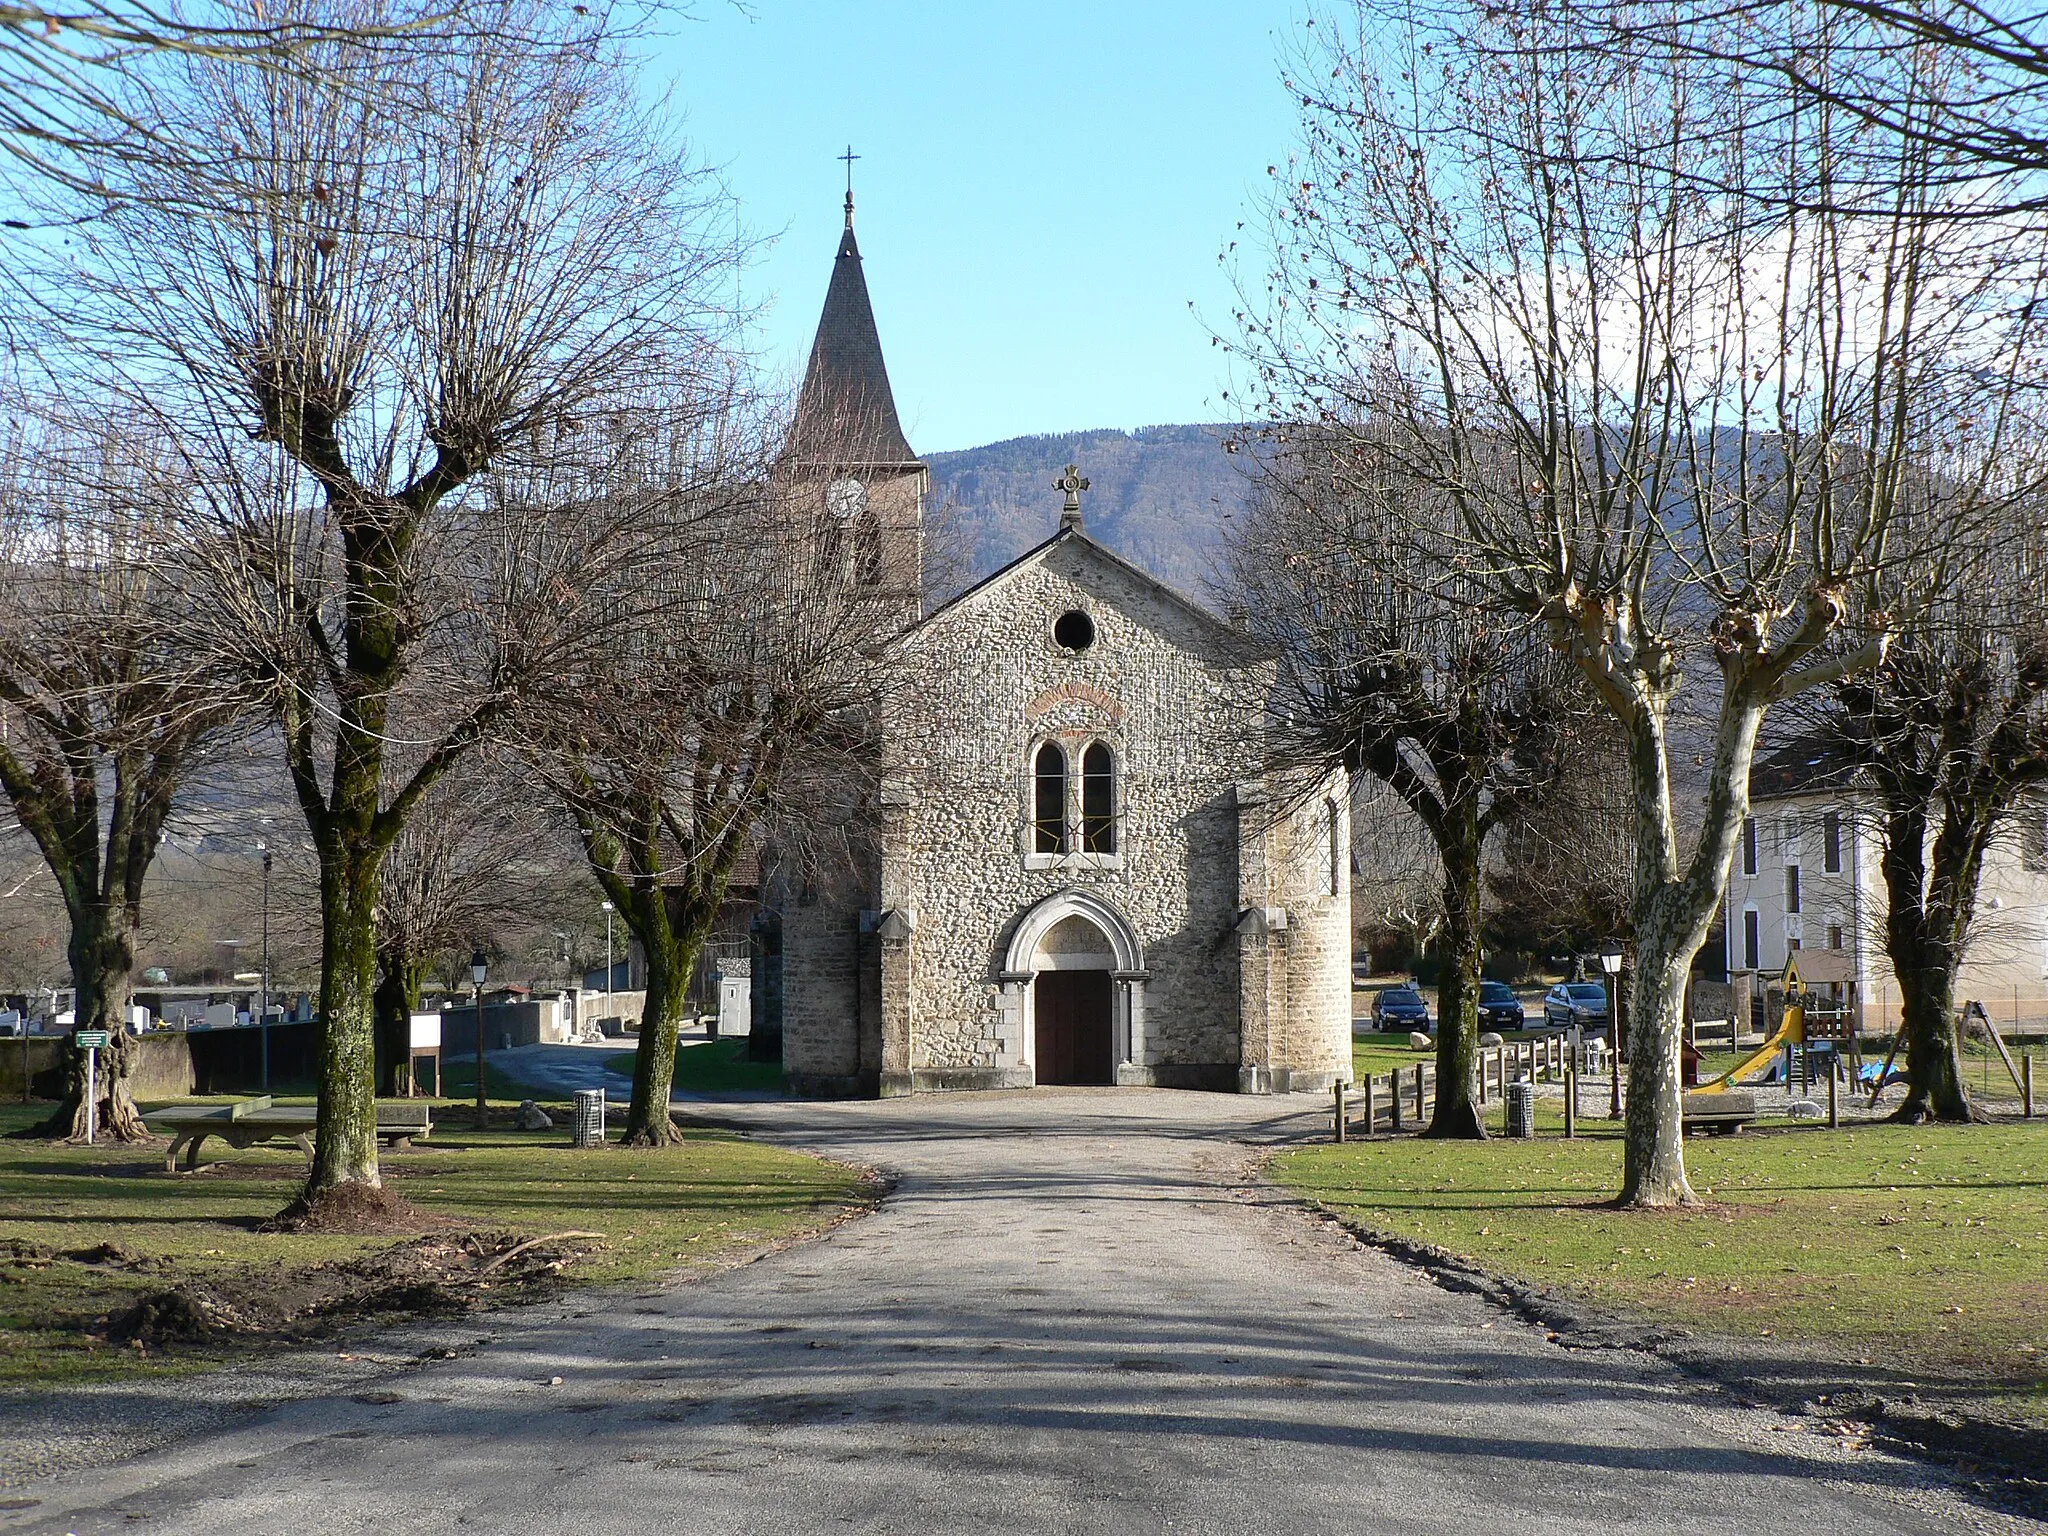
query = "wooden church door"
xmin=1035 ymin=970 xmax=1113 ymax=1085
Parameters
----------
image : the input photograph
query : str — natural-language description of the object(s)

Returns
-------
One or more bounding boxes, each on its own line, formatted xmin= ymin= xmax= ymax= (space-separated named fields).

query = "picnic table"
xmin=145 ymin=1098 xmax=433 ymax=1172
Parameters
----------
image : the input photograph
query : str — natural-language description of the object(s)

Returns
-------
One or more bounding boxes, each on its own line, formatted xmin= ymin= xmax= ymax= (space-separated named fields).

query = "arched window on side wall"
xmin=1034 ymin=743 xmax=1068 ymax=853
xmin=1081 ymin=743 xmax=1116 ymax=853
xmin=1326 ymin=800 xmax=1342 ymax=896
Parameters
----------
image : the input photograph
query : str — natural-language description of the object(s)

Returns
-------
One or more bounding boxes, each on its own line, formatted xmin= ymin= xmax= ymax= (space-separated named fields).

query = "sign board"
xmin=408 ymin=1012 xmax=443 ymax=1049
xmin=74 ymin=1030 xmax=110 ymax=1049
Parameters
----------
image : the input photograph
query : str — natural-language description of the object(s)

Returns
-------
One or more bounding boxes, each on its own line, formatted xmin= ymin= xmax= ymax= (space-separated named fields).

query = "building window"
xmin=2024 ymin=797 xmax=2048 ymax=875
xmin=1742 ymin=817 xmax=1757 ymax=876
xmin=1081 ymin=743 xmax=1116 ymax=854
xmin=1827 ymin=923 xmax=1843 ymax=950
xmin=1743 ymin=907 xmax=1760 ymax=969
xmin=1033 ymin=743 xmax=1068 ymax=854
xmin=1823 ymin=810 xmax=1842 ymax=874
xmin=1788 ymin=935 xmax=1802 ymax=951
xmin=1327 ymin=800 xmax=1343 ymax=896
xmin=1053 ymin=609 xmax=1096 ymax=652
xmin=854 ymin=509 xmax=882 ymax=585
xmin=1785 ymin=863 xmax=1801 ymax=915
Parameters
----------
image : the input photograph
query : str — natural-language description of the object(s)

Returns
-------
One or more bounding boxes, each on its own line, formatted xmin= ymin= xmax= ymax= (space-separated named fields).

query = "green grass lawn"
xmin=602 ymin=1036 xmax=785 ymax=1095
xmin=0 ymin=1099 xmax=870 ymax=1387
xmin=1276 ymin=1119 xmax=2048 ymax=1407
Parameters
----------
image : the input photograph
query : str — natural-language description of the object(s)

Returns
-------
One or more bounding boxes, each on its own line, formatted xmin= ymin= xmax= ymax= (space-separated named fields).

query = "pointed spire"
xmin=791 ymin=162 xmax=917 ymax=469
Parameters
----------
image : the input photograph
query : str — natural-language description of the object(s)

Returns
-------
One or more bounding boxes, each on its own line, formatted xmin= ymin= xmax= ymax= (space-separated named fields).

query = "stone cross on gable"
xmin=1054 ymin=463 xmax=1090 ymax=529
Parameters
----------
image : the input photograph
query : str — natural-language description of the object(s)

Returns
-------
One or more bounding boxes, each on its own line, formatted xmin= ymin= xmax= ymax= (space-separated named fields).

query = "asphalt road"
xmin=4 ymin=1090 xmax=2033 ymax=1535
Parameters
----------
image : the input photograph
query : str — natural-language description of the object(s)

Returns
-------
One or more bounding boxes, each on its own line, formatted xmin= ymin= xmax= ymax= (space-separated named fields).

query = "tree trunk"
xmin=620 ymin=922 xmax=694 ymax=1147
xmin=1880 ymin=801 xmax=1985 ymax=1124
xmin=40 ymin=897 xmax=150 ymax=1142
xmin=1619 ymin=939 xmax=1695 ymax=1205
xmin=1891 ymin=947 xmax=1976 ymax=1123
xmin=1424 ymin=800 xmax=1485 ymax=1139
xmin=1612 ymin=698 xmax=1745 ymax=1208
xmin=307 ymin=841 xmax=384 ymax=1191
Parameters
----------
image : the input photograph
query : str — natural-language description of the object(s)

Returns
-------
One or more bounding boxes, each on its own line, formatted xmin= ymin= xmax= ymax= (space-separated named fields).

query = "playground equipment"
xmin=1695 ymin=955 xmax=1851 ymax=1094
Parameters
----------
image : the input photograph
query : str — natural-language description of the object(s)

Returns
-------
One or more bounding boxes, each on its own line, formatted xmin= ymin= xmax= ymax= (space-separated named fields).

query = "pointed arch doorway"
xmin=999 ymin=889 xmax=1148 ymax=1088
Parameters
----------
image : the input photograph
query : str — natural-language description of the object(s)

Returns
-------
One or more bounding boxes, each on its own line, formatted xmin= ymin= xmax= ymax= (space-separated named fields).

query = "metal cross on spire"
xmin=840 ymin=144 xmax=860 ymax=228
xmin=1054 ymin=463 xmax=1090 ymax=528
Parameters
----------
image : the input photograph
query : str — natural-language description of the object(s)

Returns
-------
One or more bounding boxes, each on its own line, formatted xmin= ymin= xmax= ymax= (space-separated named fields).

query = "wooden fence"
xmin=1333 ymin=1030 xmax=1589 ymax=1140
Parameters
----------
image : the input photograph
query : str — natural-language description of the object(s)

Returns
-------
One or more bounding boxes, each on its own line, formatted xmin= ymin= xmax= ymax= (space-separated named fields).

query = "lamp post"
xmin=258 ymin=845 xmax=272 ymax=1091
xmin=471 ymin=948 xmax=488 ymax=1131
xmin=1599 ymin=940 xmax=1625 ymax=1119
xmin=600 ymin=900 xmax=615 ymax=1025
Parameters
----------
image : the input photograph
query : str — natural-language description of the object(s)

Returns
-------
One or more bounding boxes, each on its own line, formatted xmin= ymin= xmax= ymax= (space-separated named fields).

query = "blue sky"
xmin=654 ymin=1 xmax=1305 ymax=454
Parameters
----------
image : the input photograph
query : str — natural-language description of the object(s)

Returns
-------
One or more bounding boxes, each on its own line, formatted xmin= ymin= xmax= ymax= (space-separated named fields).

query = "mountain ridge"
xmin=925 ymin=423 xmax=1253 ymax=598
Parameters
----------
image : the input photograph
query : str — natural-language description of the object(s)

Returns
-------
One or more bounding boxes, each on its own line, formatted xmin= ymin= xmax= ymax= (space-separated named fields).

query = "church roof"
xmin=896 ymin=521 xmax=1275 ymax=662
xmin=789 ymin=216 xmax=919 ymax=469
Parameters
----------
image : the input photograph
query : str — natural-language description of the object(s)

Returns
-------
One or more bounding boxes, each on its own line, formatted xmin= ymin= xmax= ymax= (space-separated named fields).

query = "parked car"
xmin=1477 ymin=981 xmax=1524 ymax=1031
xmin=1542 ymin=981 xmax=1610 ymax=1033
xmin=1371 ymin=984 xmax=1432 ymax=1032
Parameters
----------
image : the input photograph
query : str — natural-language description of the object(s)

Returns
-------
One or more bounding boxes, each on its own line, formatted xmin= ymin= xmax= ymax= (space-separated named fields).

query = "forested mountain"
xmin=926 ymin=424 xmax=1254 ymax=597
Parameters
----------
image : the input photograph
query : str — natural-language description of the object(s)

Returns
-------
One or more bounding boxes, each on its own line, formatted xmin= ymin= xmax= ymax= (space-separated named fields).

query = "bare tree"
xmin=40 ymin=0 xmax=737 ymax=1209
xmin=1235 ymin=0 xmax=2046 ymax=1203
xmin=0 ymin=397 xmax=242 ymax=1138
xmin=1227 ymin=443 xmax=1578 ymax=1136
xmin=369 ymin=762 xmax=572 ymax=1092
xmin=1542 ymin=0 xmax=2048 ymax=211
xmin=528 ymin=399 xmax=903 ymax=1145
xmin=1799 ymin=501 xmax=2048 ymax=1121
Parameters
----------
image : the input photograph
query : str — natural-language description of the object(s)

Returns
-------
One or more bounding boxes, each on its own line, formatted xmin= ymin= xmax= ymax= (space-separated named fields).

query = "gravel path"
xmin=2 ymin=1088 xmax=2038 ymax=1535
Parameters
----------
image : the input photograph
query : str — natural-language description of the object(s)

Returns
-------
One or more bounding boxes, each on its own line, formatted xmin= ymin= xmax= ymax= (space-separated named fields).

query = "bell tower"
xmin=786 ymin=150 xmax=926 ymax=615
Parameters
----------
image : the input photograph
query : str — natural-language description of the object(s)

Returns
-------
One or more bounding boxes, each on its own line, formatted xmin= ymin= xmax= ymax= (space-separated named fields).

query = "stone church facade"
xmin=761 ymin=194 xmax=1351 ymax=1097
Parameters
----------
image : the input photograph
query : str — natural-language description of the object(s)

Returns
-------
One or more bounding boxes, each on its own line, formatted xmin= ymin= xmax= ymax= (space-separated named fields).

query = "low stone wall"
xmin=0 ymin=1032 xmax=197 ymax=1101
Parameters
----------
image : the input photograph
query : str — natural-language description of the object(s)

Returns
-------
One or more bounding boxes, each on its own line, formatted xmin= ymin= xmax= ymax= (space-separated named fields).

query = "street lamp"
xmin=1599 ymin=940 xmax=1625 ymax=1118
xmin=471 ymin=947 xmax=488 ymax=1131
xmin=600 ymin=900 xmax=615 ymax=1025
xmin=258 ymin=844 xmax=272 ymax=1090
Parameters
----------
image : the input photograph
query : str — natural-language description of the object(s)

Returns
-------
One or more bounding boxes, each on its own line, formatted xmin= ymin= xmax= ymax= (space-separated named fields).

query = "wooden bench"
xmin=1682 ymin=1090 xmax=1757 ymax=1136
xmin=147 ymin=1099 xmax=433 ymax=1172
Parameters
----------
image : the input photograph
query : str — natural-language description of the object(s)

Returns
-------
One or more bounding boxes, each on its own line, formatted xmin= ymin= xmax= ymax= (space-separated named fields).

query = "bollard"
xmin=2026 ymin=1056 xmax=2035 ymax=1119
xmin=1828 ymin=1061 xmax=1839 ymax=1128
xmin=1334 ymin=1079 xmax=1347 ymax=1143
xmin=1478 ymin=1050 xmax=1489 ymax=1107
xmin=1564 ymin=1065 xmax=1577 ymax=1138
xmin=1364 ymin=1074 xmax=1376 ymax=1137
xmin=1391 ymin=1074 xmax=1404 ymax=1133
xmin=1414 ymin=1063 xmax=1426 ymax=1123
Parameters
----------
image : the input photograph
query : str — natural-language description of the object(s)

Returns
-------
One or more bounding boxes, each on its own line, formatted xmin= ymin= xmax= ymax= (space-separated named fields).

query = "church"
xmin=758 ymin=190 xmax=1352 ymax=1097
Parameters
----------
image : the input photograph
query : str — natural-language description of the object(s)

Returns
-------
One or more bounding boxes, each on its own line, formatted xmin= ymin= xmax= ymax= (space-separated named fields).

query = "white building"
xmin=1725 ymin=740 xmax=2048 ymax=1032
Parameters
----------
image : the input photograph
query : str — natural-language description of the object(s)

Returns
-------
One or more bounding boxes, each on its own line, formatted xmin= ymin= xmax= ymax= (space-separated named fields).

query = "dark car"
xmin=1543 ymin=981 xmax=1611 ymax=1033
xmin=1371 ymin=985 xmax=1432 ymax=1032
xmin=1477 ymin=981 xmax=1524 ymax=1031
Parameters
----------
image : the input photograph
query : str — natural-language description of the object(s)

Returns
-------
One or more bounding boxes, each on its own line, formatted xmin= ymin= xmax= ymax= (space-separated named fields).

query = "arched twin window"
xmin=1032 ymin=740 xmax=1118 ymax=857
xmin=1081 ymin=743 xmax=1116 ymax=853
xmin=1034 ymin=742 xmax=1067 ymax=853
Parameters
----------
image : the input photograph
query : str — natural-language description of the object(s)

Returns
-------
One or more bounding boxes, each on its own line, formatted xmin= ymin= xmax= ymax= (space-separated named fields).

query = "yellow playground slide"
xmin=1695 ymin=998 xmax=1805 ymax=1094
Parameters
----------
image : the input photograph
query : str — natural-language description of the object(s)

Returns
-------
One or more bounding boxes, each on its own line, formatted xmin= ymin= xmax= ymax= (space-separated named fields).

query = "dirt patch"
xmin=266 ymin=1182 xmax=442 ymax=1236
xmin=92 ymin=1230 xmax=609 ymax=1354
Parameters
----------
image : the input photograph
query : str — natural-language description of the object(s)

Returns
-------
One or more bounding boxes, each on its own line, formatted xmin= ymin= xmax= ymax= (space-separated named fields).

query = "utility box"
xmin=715 ymin=964 xmax=751 ymax=1039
